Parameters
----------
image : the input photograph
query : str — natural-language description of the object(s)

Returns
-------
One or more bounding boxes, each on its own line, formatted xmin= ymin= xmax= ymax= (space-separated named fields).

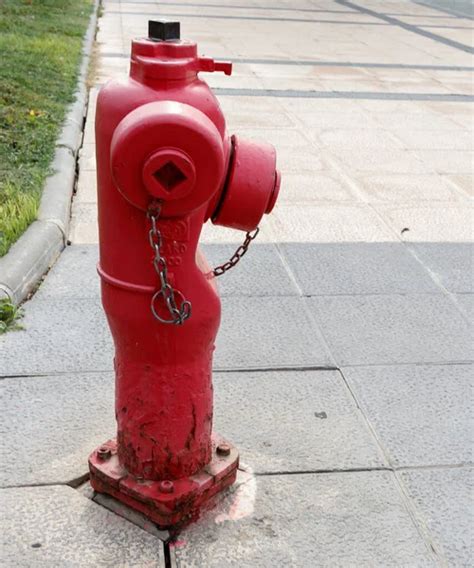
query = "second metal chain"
xmin=212 ymin=228 xmax=260 ymax=277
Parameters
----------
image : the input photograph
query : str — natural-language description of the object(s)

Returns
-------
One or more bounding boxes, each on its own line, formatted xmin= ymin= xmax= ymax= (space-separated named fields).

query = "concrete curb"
xmin=0 ymin=0 xmax=100 ymax=304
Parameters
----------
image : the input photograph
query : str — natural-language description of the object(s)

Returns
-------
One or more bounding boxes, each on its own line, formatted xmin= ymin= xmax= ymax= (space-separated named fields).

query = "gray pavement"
xmin=1 ymin=486 xmax=165 ymax=567
xmin=1 ymin=0 xmax=473 ymax=566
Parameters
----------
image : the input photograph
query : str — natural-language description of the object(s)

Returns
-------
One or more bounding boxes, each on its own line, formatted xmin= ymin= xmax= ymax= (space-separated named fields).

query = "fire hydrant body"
xmin=89 ymin=21 xmax=280 ymax=528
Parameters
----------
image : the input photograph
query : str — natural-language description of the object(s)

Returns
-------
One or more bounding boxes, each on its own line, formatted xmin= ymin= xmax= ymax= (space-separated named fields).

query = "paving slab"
xmin=0 ymin=368 xmax=382 ymax=487
xmin=356 ymin=100 xmax=427 ymax=114
xmin=201 ymin=243 xmax=298 ymax=297
xmin=308 ymin=294 xmax=473 ymax=366
xmin=414 ymin=149 xmax=473 ymax=174
xmin=455 ymin=294 xmax=473 ymax=321
xmin=0 ymin=485 xmax=164 ymax=567
xmin=200 ymin=218 xmax=277 ymax=245
xmin=391 ymin=128 xmax=473 ymax=151
xmin=74 ymin=169 xmax=98 ymax=203
xmin=78 ymin=143 xmax=96 ymax=171
xmin=445 ymin=174 xmax=473 ymax=198
xmin=278 ymin=99 xmax=362 ymax=115
xmin=217 ymin=95 xmax=286 ymax=117
xmin=0 ymin=293 xmax=333 ymax=376
xmin=334 ymin=148 xmax=430 ymax=174
xmin=351 ymin=173 xmax=464 ymax=202
xmin=343 ymin=364 xmax=474 ymax=467
xmin=216 ymin=296 xmax=334 ymax=369
xmin=0 ymin=297 xmax=112 ymax=377
xmin=424 ymin=102 xmax=472 ymax=120
xmin=0 ymin=372 xmax=114 ymax=487
xmin=35 ymin=242 xmax=297 ymax=301
xmin=279 ymin=172 xmax=356 ymax=203
xmin=315 ymin=128 xmax=403 ymax=150
xmin=276 ymin=146 xmax=333 ymax=174
xmin=69 ymin=202 xmax=99 ymax=244
xmin=410 ymin=242 xmax=474 ymax=293
xmin=400 ymin=467 xmax=473 ymax=568
xmin=280 ymin=242 xmax=439 ymax=295
xmin=376 ymin=205 xmax=473 ymax=242
xmin=36 ymin=244 xmax=100 ymax=300
xmin=370 ymin=111 xmax=461 ymax=132
xmin=271 ymin=204 xmax=396 ymax=243
xmin=214 ymin=370 xmax=386 ymax=472
xmin=173 ymin=470 xmax=435 ymax=567
xmin=218 ymin=109 xmax=295 ymax=129
xmin=228 ymin=127 xmax=308 ymax=149
xmin=289 ymin=109 xmax=380 ymax=130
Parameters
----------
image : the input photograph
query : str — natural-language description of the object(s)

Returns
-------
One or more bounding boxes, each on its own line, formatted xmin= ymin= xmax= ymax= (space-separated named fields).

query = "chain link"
xmin=213 ymin=228 xmax=260 ymax=277
xmin=147 ymin=203 xmax=191 ymax=325
xmin=147 ymin=202 xmax=260 ymax=321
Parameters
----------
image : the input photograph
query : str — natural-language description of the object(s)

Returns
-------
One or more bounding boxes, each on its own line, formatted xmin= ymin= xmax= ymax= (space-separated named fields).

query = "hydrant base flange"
xmin=88 ymin=434 xmax=239 ymax=528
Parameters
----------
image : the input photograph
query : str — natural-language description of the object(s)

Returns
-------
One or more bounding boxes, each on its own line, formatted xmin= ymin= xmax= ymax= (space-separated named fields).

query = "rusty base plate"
xmin=88 ymin=434 xmax=239 ymax=529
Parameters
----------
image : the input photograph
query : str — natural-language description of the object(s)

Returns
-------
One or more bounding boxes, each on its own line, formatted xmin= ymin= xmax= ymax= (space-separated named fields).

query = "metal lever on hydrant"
xmin=88 ymin=20 xmax=281 ymax=528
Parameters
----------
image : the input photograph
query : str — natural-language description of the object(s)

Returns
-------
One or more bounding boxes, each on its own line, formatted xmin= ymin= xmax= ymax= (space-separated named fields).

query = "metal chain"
xmin=147 ymin=203 xmax=192 ymax=325
xmin=147 ymin=202 xmax=260 ymax=321
xmin=213 ymin=228 xmax=260 ymax=277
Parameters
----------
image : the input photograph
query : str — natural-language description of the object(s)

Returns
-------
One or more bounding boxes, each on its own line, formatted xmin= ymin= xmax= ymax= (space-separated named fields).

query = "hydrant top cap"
xmin=130 ymin=24 xmax=232 ymax=80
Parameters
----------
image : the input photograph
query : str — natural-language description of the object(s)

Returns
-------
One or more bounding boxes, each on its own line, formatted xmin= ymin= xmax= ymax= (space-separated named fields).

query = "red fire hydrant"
xmin=89 ymin=20 xmax=280 ymax=528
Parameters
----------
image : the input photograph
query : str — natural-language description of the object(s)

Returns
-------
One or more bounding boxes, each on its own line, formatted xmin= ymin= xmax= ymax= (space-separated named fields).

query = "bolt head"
xmin=159 ymin=480 xmax=174 ymax=494
xmin=216 ymin=443 xmax=231 ymax=457
xmin=97 ymin=447 xmax=111 ymax=460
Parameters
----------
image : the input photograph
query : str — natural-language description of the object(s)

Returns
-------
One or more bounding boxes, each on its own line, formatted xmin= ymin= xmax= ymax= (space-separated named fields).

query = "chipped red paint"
xmin=88 ymin=22 xmax=280 ymax=527
xmin=90 ymin=436 xmax=238 ymax=528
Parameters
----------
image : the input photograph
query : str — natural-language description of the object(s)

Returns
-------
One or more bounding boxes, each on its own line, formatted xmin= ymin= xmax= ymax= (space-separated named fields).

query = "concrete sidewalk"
xmin=1 ymin=0 xmax=473 ymax=566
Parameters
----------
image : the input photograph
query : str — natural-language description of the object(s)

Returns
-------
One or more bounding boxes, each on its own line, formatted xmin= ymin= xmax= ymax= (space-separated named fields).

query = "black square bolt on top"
xmin=148 ymin=20 xmax=180 ymax=42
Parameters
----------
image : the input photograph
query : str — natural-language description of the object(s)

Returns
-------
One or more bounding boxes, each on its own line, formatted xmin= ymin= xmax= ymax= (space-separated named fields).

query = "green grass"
xmin=0 ymin=298 xmax=24 ymax=333
xmin=0 ymin=0 xmax=93 ymax=257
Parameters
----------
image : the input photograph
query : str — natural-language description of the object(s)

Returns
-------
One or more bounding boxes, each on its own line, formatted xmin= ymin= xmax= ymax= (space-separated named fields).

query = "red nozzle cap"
xmin=212 ymin=136 xmax=280 ymax=232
